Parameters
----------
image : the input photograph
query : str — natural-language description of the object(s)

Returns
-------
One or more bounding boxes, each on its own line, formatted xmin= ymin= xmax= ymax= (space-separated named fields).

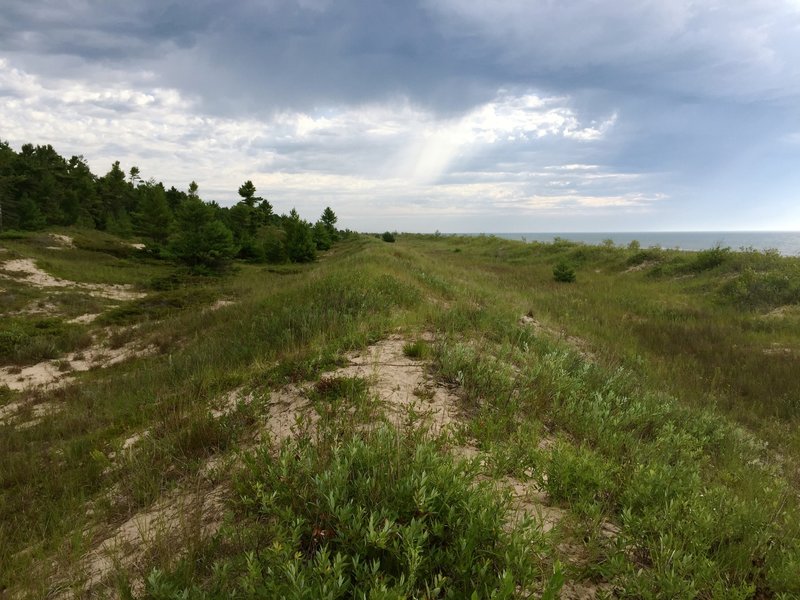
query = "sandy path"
xmin=1 ymin=258 xmax=144 ymax=301
xmin=56 ymin=334 xmax=583 ymax=597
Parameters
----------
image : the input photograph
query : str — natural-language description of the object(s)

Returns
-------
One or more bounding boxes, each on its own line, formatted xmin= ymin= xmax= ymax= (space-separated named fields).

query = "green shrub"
xmin=719 ymin=266 xmax=800 ymax=309
xmin=626 ymin=247 xmax=663 ymax=266
xmin=692 ymin=244 xmax=730 ymax=271
xmin=144 ymin=427 xmax=552 ymax=597
xmin=552 ymin=261 xmax=576 ymax=283
xmin=0 ymin=318 xmax=92 ymax=364
xmin=381 ymin=231 xmax=396 ymax=243
xmin=544 ymin=442 xmax=616 ymax=513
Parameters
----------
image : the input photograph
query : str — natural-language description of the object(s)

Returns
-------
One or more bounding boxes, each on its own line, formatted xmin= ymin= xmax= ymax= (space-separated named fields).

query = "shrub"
xmin=144 ymin=427 xmax=552 ymax=597
xmin=0 ymin=318 xmax=92 ymax=364
xmin=692 ymin=244 xmax=730 ymax=271
xmin=552 ymin=261 xmax=576 ymax=283
xmin=719 ymin=266 xmax=800 ymax=309
xmin=381 ymin=231 xmax=396 ymax=243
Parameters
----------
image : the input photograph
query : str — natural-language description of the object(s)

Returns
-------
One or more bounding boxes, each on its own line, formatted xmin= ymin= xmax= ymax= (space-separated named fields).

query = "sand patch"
xmin=560 ymin=580 xmax=615 ymax=599
xmin=763 ymin=343 xmax=795 ymax=356
xmin=16 ymin=402 xmax=60 ymax=429
xmin=497 ymin=475 xmax=566 ymax=534
xmin=239 ymin=335 xmax=461 ymax=447
xmin=0 ymin=339 xmax=156 ymax=395
xmin=210 ymin=387 xmax=255 ymax=419
xmin=208 ymin=299 xmax=235 ymax=311
xmin=0 ymin=258 xmax=145 ymax=301
xmin=763 ymin=305 xmax=800 ymax=319
xmin=68 ymin=313 xmax=100 ymax=324
xmin=14 ymin=300 xmax=59 ymax=316
xmin=262 ymin=384 xmax=318 ymax=445
xmin=0 ymin=400 xmax=25 ymax=422
xmin=334 ymin=335 xmax=460 ymax=435
xmin=624 ymin=260 xmax=656 ymax=273
xmin=71 ymin=485 xmax=224 ymax=596
xmin=50 ymin=234 xmax=75 ymax=247
xmin=122 ymin=430 xmax=148 ymax=452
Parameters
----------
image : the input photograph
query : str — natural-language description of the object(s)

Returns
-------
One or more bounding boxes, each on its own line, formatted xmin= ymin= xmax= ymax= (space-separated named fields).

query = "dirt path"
xmin=59 ymin=334 xmax=578 ymax=597
xmin=0 ymin=257 xmax=144 ymax=301
xmin=0 ymin=338 xmax=156 ymax=428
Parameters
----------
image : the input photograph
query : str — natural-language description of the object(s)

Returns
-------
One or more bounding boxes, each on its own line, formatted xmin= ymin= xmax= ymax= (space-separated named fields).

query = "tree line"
xmin=0 ymin=141 xmax=348 ymax=269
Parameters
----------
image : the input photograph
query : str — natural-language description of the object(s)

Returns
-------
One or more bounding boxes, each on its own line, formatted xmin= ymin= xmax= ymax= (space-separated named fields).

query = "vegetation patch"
xmin=141 ymin=427 xmax=555 ymax=598
xmin=0 ymin=317 xmax=92 ymax=365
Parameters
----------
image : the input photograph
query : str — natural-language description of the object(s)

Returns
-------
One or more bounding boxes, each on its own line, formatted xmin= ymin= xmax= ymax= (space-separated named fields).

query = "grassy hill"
xmin=1 ymin=229 xmax=799 ymax=598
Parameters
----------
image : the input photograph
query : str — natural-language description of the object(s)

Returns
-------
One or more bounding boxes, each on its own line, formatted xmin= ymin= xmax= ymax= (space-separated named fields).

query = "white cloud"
xmin=0 ymin=58 xmax=659 ymax=230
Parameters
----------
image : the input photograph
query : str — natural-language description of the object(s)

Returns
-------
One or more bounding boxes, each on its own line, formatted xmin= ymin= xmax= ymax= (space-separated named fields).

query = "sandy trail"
xmin=240 ymin=335 xmax=462 ymax=446
xmin=0 ymin=340 xmax=155 ymax=394
xmin=57 ymin=334 xmax=586 ymax=596
xmin=0 ymin=257 xmax=144 ymax=301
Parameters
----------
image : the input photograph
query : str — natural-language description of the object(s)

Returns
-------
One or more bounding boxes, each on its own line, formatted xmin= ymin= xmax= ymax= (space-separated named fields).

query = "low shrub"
xmin=553 ymin=262 xmax=576 ymax=283
xmin=143 ymin=427 xmax=554 ymax=597
xmin=719 ymin=266 xmax=800 ymax=310
xmin=0 ymin=318 xmax=92 ymax=364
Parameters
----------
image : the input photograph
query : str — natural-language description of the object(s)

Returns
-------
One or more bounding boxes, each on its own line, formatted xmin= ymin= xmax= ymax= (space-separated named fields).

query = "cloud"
xmin=1 ymin=1 xmax=799 ymax=231
xmin=0 ymin=56 xmax=654 ymax=230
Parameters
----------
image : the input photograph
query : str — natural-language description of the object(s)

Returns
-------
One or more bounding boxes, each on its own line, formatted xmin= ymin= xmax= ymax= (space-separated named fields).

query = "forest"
xmin=0 ymin=141 xmax=346 ymax=269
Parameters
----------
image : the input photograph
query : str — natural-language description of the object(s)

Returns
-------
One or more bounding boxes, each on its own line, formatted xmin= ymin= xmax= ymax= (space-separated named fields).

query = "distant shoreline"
xmin=454 ymin=231 xmax=800 ymax=255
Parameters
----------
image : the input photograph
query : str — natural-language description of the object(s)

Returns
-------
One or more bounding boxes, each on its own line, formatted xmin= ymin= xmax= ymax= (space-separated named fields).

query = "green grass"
xmin=0 ymin=317 xmax=93 ymax=364
xmin=2 ymin=229 xmax=800 ymax=597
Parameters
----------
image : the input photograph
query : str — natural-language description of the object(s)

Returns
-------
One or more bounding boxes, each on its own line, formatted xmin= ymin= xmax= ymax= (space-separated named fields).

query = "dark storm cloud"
xmin=3 ymin=0 xmax=799 ymax=118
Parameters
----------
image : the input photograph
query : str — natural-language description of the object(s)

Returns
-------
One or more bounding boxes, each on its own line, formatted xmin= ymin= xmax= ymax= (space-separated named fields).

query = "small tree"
xmin=170 ymin=197 xmax=235 ymax=270
xmin=129 ymin=166 xmax=141 ymax=186
xmin=313 ymin=221 xmax=332 ymax=250
xmin=320 ymin=206 xmax=338 ymax=241
xmin=135 ymin=182 xmax=173 ymax=245
xmin=553 ymin=261 xmax=576 ymax=283
xmin=284 ymin=209 xmax=316 ymax=263
xmin=381 ymin=231 xmax=396 ymax=243
xmin=18 ymin=195 xmax=46 ymax=230
xmin=187 ymin=181 xmax=199 ymax=200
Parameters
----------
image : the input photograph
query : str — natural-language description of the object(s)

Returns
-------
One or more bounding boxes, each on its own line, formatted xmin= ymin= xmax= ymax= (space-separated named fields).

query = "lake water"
xmin=488 ymin=232 xmax=800 ymax=256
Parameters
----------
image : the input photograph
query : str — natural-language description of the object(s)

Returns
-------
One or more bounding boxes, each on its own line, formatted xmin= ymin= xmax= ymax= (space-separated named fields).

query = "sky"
xmin=2 ymin=1 xmax=800 ymax=232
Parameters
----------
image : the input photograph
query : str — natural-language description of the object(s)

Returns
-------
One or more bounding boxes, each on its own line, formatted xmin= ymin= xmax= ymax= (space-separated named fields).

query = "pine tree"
xmin=136 ymin=182 xmax=173 ymax=245
xmin=284 ymin=208 xmax=317 ymax=263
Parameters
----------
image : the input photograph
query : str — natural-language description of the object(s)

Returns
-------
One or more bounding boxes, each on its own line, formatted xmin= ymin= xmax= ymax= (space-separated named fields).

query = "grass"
xmin=1 ymin=229 xmax=800 ymax=597
xmin=0 ymin=317 xmax=93 ymax=365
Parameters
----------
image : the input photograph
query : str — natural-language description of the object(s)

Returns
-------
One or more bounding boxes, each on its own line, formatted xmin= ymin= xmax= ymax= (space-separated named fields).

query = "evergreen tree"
xmin=98 ymin=161 xmax=133 ymax=231
xmin=320 ymin=206 xmax=338 ymax=241
xmin=66 ymin=155 xmax=99 ymax=228
xmin=18 ymin=195 xmax=46 ymax=230
xmin=170 ymin=197 xmax=235 ymax=270
xmin=284 ymin=208 xmax=317 ymax=263
xmin=187 ymin=181 xmax=199 ymax=200
xmin=135 ymin=181 xmax=173 ymax=245
xmin=238 ymin=180 xmax=257 ymax=207
xmin=313 ymin=220 xmax=332 ymax=250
